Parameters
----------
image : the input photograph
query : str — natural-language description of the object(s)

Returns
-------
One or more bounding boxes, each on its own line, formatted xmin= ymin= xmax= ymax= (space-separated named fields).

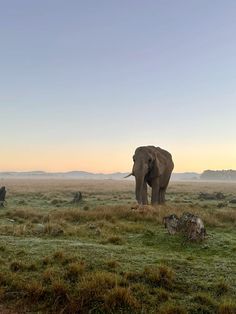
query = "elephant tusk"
xmin=124 ymin=173 xmax=133 ymax=178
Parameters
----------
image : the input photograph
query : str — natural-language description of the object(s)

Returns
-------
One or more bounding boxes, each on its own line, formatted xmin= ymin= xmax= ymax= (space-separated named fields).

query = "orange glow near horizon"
xmin=1 ymin=143 xmax=236 ymax=173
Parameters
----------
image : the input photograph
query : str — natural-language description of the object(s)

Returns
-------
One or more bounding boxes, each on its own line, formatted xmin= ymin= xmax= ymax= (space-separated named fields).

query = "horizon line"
xmin=0 ymin=169 xmax=235 ymax=174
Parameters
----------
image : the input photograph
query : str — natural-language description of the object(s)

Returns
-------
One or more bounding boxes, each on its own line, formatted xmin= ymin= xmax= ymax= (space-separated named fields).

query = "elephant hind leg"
xmin=159 ymin=174 xmax=171 ymax=204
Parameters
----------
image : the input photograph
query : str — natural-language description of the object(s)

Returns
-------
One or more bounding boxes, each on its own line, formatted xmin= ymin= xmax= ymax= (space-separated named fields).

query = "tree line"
xmin=200 ymin=170 xmax=236 ymax=181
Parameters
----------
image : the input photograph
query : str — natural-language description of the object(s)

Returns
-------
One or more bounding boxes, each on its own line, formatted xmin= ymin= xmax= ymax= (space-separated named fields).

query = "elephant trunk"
xmin=133 ymin=161 xmax=149 ymax=205
xmin=135 ymin=173 xmax=145 ymax=205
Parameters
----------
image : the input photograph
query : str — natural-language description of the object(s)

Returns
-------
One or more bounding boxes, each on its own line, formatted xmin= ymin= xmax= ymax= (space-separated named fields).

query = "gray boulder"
xmin=163 ymin=212 xmax=206 ymax=241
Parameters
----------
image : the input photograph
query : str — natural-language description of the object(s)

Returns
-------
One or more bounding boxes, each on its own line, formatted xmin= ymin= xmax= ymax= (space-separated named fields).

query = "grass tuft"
xmin=144 ymin=265 xmax=175 ymax=289
xmin=218 ymin=300 xmax=236 ymax=314
xmin=25 ymin=281 xmax=45 ymax=302
xmin=104 ymin=287 xmax=140 ymax=312
xmin=215 ymin=281 xmax=230 ymax=296
xmin=65 ymin=262 xmax=85 ymax=282
xmin=159 ymin=303 xmax=187 ymax=314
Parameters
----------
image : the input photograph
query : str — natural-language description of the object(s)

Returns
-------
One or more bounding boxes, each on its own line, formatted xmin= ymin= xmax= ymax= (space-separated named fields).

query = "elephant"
xmin=126 ymin=146 xmax=174 ymax=205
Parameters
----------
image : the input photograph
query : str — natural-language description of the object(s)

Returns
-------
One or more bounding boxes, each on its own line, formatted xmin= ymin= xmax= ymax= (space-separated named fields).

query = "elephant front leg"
xmin=159 ymin=187 xmax=167 ymax=204
xmin=151 ymin=180 xmax=160 ymax=205
xmin=142 ymin=182 xmax=148 ymax=205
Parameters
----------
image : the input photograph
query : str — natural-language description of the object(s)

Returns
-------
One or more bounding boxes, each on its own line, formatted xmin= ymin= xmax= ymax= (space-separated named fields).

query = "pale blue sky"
xmin=0 ymin=1 xmax=235 ymax=172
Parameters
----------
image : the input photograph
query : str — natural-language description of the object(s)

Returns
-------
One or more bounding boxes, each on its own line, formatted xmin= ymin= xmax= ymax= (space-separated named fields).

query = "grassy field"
xmin=0 ymin=179 xmax=235 ymax=313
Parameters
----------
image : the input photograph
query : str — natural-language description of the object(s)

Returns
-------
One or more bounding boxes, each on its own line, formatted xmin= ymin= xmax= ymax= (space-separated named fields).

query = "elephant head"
xmin=130 ymin=146 xmax=164 ymax=204
xmin=126 ymin=146 xmax=173 ymax=205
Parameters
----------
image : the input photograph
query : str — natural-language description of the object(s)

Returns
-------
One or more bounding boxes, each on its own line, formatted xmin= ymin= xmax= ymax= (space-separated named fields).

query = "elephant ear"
xmin=151 ymin=154 xmax=165 ymax=178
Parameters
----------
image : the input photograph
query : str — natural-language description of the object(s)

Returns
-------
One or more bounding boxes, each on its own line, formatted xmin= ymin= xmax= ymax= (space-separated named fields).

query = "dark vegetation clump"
xmin=199 ymin=192 xmax=225 ymax=200
xmin=10 ymin=261 xmax=26 ymax=272
xmin=106 ymin=235 xmax=124 ymax=245
xmin=72 ymin=191 xmax=83 ymax=204
xmin=0 ymin=186 xmax=6 ymax=207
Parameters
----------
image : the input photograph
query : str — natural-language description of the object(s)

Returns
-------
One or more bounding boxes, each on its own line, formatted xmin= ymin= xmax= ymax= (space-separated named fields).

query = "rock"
xmin=163 ymin=214 xmax=179 ymax=235
xmin=178 ymin=212 xmax=206 ymax=241
xmin=163 ymin=212 xmax=206 ymax=241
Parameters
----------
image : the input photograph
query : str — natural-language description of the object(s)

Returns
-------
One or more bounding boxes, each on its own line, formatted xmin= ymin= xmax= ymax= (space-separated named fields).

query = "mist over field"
xmin=1 ymin=170 xmax=236 ymax=182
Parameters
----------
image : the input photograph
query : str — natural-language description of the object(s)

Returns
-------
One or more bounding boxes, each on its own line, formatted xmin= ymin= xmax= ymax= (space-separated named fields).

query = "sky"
xmin=0 ymin=0 xmax=235 ymax=173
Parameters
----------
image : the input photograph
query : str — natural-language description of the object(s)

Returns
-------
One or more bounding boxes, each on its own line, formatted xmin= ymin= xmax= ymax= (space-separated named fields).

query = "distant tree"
xmin=200 ymin=170 xmax=236 ymax=181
